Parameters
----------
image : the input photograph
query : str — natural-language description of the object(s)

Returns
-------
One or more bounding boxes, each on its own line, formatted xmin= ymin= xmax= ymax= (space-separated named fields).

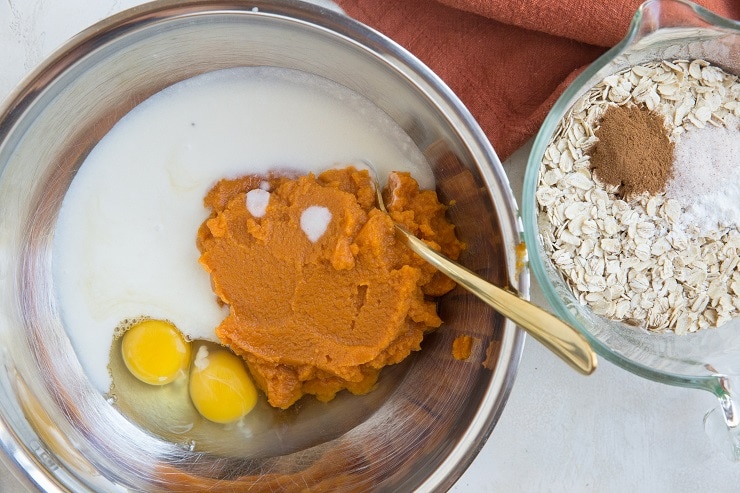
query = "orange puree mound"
xmin=197 ymin=166 xmax=464 ymax=409
xmin=452 ymin=335 xmax=473 ymax=361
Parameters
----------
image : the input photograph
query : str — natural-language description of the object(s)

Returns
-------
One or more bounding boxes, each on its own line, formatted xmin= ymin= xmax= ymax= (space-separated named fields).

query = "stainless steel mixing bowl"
xmin=0 ymin=1 xmax=526 ymax=490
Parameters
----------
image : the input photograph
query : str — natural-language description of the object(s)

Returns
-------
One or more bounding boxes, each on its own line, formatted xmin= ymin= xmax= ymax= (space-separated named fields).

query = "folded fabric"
xmin=336 ymin=0 xmax=739 ymax=161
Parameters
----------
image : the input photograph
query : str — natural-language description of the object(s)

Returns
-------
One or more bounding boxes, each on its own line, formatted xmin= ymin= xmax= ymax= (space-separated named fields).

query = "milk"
xmin=52 ymin=66 xmax=431 ymax=392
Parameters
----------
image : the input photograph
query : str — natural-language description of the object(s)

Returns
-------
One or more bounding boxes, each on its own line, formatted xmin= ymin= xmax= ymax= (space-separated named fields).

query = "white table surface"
xmin=1 ymin=1 xmax=739 ymax=492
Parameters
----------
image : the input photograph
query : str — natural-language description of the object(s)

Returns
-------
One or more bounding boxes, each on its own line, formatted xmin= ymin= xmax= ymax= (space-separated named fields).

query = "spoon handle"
xmin=395 ymin=226 xmax=597 ymax=375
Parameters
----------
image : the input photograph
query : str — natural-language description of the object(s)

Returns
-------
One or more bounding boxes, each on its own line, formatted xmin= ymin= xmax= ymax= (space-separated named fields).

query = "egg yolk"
xmin=189 ymin=346 xmax=257 ymax=423
xmin=121 ymin=319 xmax=191 ymax=385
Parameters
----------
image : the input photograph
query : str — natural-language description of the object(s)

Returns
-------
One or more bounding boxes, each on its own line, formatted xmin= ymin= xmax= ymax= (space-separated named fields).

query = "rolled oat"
xmin=537 ymin=59 xmax=740 ymax=334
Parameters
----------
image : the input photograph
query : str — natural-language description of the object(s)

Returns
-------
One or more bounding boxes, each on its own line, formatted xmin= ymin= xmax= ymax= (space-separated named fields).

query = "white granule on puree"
xmin=246 ymin=189 xmax=271 ymax=218
xmin=300 ymin=205 xmax=332 ymax=242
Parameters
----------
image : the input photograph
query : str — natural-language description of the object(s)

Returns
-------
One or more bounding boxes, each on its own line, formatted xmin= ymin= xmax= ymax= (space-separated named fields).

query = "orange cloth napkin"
xmin=336 ymin=0 xmax=740 ymax=160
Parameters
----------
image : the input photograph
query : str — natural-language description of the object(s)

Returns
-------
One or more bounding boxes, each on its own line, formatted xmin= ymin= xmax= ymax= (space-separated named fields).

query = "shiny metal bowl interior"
xmin=522 ymin=0 xmax=739 ymax=459
xmin=0 ymin=0 xmax=526 ymax=490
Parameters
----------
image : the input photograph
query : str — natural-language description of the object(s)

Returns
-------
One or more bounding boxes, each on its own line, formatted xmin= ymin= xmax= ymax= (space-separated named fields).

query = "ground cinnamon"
xmin=589 ymin=104 xmax=674 ymax=199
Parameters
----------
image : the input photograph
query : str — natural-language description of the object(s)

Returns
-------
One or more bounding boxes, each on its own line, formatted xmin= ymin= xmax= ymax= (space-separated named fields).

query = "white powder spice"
xmin=300 ymin=205 xmax=332 ymax=242
xmin=245 ymin=188 xmax=270 ymax=217
xmin=666 ymin=117 xmax=740 ymax=232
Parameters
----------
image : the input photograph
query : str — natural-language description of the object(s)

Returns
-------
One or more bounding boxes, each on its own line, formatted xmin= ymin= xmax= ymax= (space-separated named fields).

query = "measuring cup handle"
xmin=703 ymin=375 xmax=740 ymax=461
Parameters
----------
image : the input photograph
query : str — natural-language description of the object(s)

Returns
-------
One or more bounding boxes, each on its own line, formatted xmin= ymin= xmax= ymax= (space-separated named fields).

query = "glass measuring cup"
xmin=522 ymin=0 xmax=739 ymax=460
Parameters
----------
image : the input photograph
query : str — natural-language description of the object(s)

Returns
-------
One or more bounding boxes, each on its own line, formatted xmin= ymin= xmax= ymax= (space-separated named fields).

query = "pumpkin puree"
xmin=197 ymin=167 xmax=464 ymax=409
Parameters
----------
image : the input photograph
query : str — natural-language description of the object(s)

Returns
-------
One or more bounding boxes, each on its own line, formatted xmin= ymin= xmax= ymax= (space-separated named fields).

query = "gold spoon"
xmin=368 ymin=167 xmax=597 ymax=375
